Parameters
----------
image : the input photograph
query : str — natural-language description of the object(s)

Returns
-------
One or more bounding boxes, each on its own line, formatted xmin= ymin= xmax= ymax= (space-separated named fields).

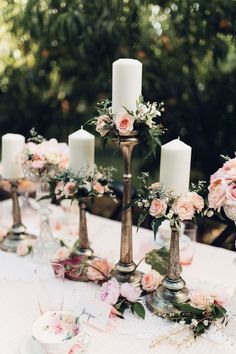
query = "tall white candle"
xmin=69 ymin=127 xmax=95 ymax=174
xmin=112 ymin=58 xmax=142 ymax=114
xmin=1 ymin=133 xmax=25 ymax=179
xmin=159 ymin=138 xmax=192 ymax=195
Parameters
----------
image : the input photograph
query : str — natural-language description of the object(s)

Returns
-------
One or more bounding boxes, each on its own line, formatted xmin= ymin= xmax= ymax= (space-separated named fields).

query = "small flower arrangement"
xmin=208 ymin=154 xmax=236 ymax=222
xmin=135 ymin=172 xmax=206 ymax=233
xmin=22 ymin=128 xmax=69 ymax=179
xmin=89 ymin=97 xmax=165 ymax=155
xmin=47 ymin=166 xmax=115 ymax=202
xmin=165 ymin=290 xmax=227 ymax=338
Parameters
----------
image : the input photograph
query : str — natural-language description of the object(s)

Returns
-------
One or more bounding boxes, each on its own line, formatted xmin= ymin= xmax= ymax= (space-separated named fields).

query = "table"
xmin=0 ymin=199 xmax=236 ymax=354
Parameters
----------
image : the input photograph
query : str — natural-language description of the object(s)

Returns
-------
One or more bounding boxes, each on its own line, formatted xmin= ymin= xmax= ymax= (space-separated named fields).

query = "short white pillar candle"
xmin=1 ymin=133 xmax=25 ymax=179
xmin=112 ymin=58 xmax=142 ymax=114
xmin=69 ymin=127 xmax=95 ymax=174
xmin=159 ymin=138 xmax=192 ymax=195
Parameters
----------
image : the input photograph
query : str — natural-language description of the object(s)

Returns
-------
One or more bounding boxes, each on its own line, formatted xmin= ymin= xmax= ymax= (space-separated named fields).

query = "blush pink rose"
xmin=52 ymin=247 xmax=71 ymax=262
xmin=226 ymin=183 xmax=236 ymax=203
xmin=93 ymin=181 xmax=105 ymax=196
xmin=64 ymin=181 xmax=76 ymax=197
xmin=227 ymin=167 xmax=236 ymax=180
xmin=141 ymin=270 xmax=163 ymax=292
xmin=223 ymin=204 xmax=236 ymax=221
xmin=208 ymin=178 xmax=227 ymax=210
xmin=187 ymin=192 xmax=204 ymax=212
xmin=120 ymin=283 xmax=141 ymax=302
xmin=189 ymin=290 xmax=214 ymax=309
xmin=114 ymin=113 xmax=134 ymax=135
xmin=31 ymin=153 xmax=45 ymax=169
xmin=100 ymin=278 xmax=120 ymax=305
xmin=87 ymin=258 xmax=112 ymax=281
xmin=210 ymin=167 xmax=226 ymax=183
xmin=172 ymin=197 xmax=195 ymax=221
xmin=96 ymin=115 xmax=110 ymax=137
xmin=149 ymin=199 xmax=167 ymax=218
xmin=224 ymin=157 xmax=236 ymax=171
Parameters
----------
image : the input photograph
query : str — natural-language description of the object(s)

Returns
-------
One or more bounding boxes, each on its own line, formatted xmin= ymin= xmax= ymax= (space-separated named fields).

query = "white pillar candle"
xmin=69 ymin=127 xmax=95 ymax=174
xmin=112 ymin=58 xmax=142 ymax=114
xmin=159 ymin=138 xmax=192 ymax=195
xmin=1 ymin=133 xmax=25 ymax=179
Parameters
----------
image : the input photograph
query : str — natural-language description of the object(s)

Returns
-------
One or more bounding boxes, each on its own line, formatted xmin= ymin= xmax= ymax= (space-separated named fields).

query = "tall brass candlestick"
xmin=73 ymin=199 xmax=93 ymax=257
xmin=0 ymin=180 xmax=36 ymax=252
xmin=146 ymin=227 xmax=189 ymax=315
xmin=113 ymin=132 xmax=142 ymax=285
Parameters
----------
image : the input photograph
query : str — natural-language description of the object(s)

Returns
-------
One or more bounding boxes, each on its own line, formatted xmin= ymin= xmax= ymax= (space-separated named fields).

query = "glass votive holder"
xmin=180 ymin=222 xmax=197 ymax=266
xmin=35 ymin=263 xmax=65 ymax=315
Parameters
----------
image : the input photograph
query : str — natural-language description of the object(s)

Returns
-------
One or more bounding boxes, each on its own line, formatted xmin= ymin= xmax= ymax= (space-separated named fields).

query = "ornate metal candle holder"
xmin=146 ymin=227 xmax=189 ymax=315
xmin=112 ymin=132 xmax=142 ymax=285
xmin=0 ymin=180 xmax=36 ymax=252
xmin=73 ymin=199 xmax=93 ymax=257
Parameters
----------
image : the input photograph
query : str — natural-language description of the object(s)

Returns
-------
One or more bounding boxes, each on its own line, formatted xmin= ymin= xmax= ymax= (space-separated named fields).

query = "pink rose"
xmin=100 ymin=278 xmax=120 ymax=305
xmin=64 ymin=181 xmax=76 ymax=197
xmin=189 ymin=290 xmax=214 ymax=309
xmin=52 ymin=247 xmax=71 ymax=262
xmin=141 ymin=270 xmax=163 ymax=292
xmin=31 ymin=153 xmax=45 ymax=169
xmin=223 ymin=204 xmax=236 ymax=221
xmin=58 ymin=157 xmax=69 ymax=171
xmin=87 ymin=258 xmax=112 ymax=281
xmin=227 ymin=167 xmax=236 ymax=180
xmin=55 ymin=181 xmax=64 ymax=199
xmin=16 ymin=239 xmax=35 ymax=256
xmin=96 ymin=115 xmax=110 ymax=137
xmin=68 ymin=343 xmax=81 ymax=354
xmin=210 ymin=167 xmax=226 ymax=183
xmin=172 ymin=197 xmax=195 ymax=221
xmin=114 ymin=113 xmax=134 ymax=135
xmin=226 ymin=183 xmax=236 ymax=203
xmin=93 ymin=181 xmax=105 ymax=196
xmin=208 ymin=178 xmax=227 ymax=210
xmin=187 ymin=192 xmax=204 ymax=212
xmin=223 ymin=157 xmax=236 ymax=171
xmin=120 ymin=283 xmax=141 ymax=302
xmin=149 ymin=199 xmax=167 ymax=218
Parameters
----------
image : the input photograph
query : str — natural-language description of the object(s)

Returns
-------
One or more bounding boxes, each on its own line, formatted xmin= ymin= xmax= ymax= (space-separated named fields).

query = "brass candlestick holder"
xmin=112 ymin=132 xmax=142 ymax=285
xmin=0 ymin=180 xmax=36 ymax=252
xmin=73 ymin=199 xmax=93 ymax=257
xmin=146 ymin=227 xmax=189 ymax=315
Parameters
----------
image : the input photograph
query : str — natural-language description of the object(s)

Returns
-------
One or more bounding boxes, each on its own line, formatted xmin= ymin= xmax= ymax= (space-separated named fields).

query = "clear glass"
xmin=33 ymin=176 xmax=60 ymax=263
xmin=180 ymin=222 xmax=197 ymax=266
xmin=35 ymin=263 xmax=65 ymax=314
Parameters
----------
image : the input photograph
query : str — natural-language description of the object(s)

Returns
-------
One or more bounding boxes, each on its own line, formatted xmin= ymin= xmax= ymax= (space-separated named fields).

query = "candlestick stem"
xmin=146 ymin=227 xmax=189 ymax=315
xmin=73 ymin=200 xmax=93 ymax=257
xmin=0 ymin=180 xmax=36 ymax=252
xmin=113 ymin=133 xmax=142 ymax=285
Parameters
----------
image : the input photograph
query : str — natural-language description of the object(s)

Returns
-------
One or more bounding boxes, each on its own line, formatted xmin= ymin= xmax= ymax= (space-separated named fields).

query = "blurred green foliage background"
xmin=0 ymin=0 xmax=236 ymax=183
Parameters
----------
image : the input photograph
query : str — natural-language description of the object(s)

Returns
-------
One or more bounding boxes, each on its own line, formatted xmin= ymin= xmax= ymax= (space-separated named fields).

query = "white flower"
xmin=137 ymin=201 xmax=143 ymax=208
xmin=207 ymin=210 xmax=214 ymax=217
xmin=144 ymin=200 xmax=150 ymax=208
xmin=203 ymin=320 xmax=209 ymax=326
xmin=179 ymin=320 xmax=185 ymax=325
xmin=191 ymin=319 xmax=198 ymax=326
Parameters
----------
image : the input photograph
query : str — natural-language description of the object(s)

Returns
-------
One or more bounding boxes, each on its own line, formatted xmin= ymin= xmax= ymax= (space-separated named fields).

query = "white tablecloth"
xmin=0 ymin=199 xmax=236 ymax=354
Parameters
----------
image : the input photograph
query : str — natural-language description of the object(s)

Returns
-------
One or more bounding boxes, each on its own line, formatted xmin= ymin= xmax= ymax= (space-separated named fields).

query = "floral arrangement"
xmin=165 ymin=290 xmax=227 ymax=338
xmin=135 ymin=172 xmax=207 ymax=233
xmin=46 ymin=166 xmax=115 ymax=202
xmin=208 ymin=154 xmax=236 ymax=222
xmin=89 ymin=97 xmax=165 ymax=155
xmin=22 ymin=128 xmax=69 ymax=179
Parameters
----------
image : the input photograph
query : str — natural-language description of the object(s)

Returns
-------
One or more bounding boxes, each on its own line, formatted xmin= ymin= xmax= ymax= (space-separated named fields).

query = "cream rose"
xmin=64 ymin=181 xmax=76 ymax=197
xmin=96 ymin=115 xmax=110 ymax=137
xmin=87 ymin=259 xmax=112 ymax=281
xmin=149 ymin=199 xmax=167 ymax=218
xmin=187 ymin=192 xmax=204 ymax=212
xmin=208 ymin=178 xmax=227 ymax=210
xmin=172 ymin=197 xmax=195 ymax=221
xmin=120 ymin=283 xmax=141 ymax=302
xmin=93 ymin=181 xmax=105 ymax=196
xmin=141 ymin=270 xmax=163 ymax=292
xmin=114 ymin=113 xmax=134 ymax=135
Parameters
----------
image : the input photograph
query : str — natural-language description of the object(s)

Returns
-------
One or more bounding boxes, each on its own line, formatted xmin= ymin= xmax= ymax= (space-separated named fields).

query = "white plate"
xmin=19 ymin=336 xmax=45 ymax=354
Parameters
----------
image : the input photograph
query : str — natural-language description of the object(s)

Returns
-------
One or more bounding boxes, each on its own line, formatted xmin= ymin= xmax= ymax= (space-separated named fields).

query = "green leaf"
xmin=172 ymin=302 xmax=204 ymax=316
xmin=145 ymin=248 xmax=169 ymax=275
xmin=211 ymin=304 xmax=226 ymax=318
xmin=137 ymin=210 xmax=149 ymax=230
xmin=131 ymin=302 xmax=145 ymax=319
xmin=194 ymin=322 xmax=206 ymax=337
xmin=152 ymin=218 xmax=165 ymax=240
xmin=59 ymin=239 xmax=67 ymax=247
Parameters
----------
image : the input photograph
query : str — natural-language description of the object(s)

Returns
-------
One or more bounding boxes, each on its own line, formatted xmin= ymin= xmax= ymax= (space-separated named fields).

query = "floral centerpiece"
xmin=135 ymin=172 xmax=206 ymax=234
xmin=208 ymin=154 xmax=236 ymax=222
xmin=47 ymin=166 xmax=115 ymax=202
xmin=89 ymin=97 xmax=165 ymax=155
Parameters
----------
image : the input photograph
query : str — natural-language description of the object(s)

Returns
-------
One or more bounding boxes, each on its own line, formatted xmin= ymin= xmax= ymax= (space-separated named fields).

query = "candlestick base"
xmin=73 ymin=247 xmax=94 ymax=258
xmin=112 ymin=261 xmax=142 ymax=285
xmin=146 ymin=276 xmax=189 ymax=316
xmin=0 ymin=226 xmax=36 ymax=253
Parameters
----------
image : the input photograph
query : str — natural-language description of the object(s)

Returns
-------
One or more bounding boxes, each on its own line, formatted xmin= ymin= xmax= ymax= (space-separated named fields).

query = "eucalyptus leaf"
xmin=131 ymin=302 xmax=145 ymax=319
xmin=145 ymin=248 xmax=169 ymax=275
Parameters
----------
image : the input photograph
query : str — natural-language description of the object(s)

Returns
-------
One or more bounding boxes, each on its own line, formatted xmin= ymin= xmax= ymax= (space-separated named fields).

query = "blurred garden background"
xmin=0 ymin=0 xmax=236 ymax=184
